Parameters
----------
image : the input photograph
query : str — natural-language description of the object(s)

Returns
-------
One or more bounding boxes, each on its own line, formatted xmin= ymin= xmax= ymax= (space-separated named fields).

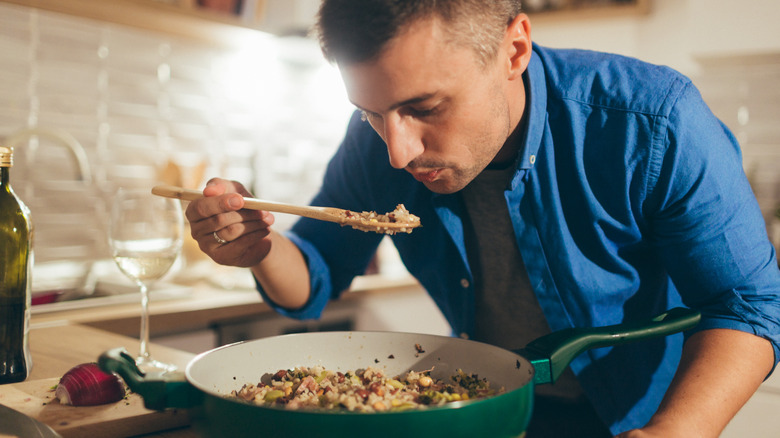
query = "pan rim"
xmin=184 ymin=330 xmax=536 ymax=415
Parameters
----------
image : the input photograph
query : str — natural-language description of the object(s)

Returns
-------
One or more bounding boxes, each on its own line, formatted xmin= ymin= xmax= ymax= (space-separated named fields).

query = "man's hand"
xmin=185 ymin=178 xmax=275 ymax=268
xmin=185 ymin=177 xmax=311 ymax=310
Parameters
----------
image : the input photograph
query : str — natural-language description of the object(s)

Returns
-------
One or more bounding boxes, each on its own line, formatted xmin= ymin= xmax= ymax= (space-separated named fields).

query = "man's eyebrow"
xmin=353 ymin=92 xmax=438 ymax=114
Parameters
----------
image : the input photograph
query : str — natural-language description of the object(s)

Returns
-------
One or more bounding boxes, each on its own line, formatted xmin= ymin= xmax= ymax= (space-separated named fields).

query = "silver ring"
xmin=213 ymin=231 xmax=228 ymax=245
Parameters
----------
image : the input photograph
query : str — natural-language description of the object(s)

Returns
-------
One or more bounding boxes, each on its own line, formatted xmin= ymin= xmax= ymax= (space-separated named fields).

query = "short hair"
xmin=315 ymin=0 xmax=523 ymax=67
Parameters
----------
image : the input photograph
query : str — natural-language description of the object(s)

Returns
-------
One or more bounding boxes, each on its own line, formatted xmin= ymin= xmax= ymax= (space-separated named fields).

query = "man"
xmin=185 ymin=1 xmax=780 ymax=436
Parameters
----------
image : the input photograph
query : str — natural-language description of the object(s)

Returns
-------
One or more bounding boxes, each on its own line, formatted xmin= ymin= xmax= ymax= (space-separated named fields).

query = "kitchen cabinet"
xmin=0 ymin=0 xmax=266 ymax=46
xmin=526 ymin=0 xmax=650 ymax=22
xmin=212 ymin=277 xmax=451 ymax=349
xmin=2 ymin=0 xmax=652 ymax=46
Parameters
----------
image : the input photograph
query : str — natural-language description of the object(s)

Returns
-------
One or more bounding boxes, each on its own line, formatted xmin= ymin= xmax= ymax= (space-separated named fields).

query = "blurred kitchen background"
xmin=0 ymin=1 xmax=779 ymax=435
xmin=1 ymin=0 xmax=778 ymax=266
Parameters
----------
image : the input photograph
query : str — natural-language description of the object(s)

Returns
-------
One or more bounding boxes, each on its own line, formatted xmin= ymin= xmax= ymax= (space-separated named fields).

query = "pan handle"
xmin=98 ymin=347 xmax=202 ymax=410
xmin=519 ymin=307 xmax=701 ymax=385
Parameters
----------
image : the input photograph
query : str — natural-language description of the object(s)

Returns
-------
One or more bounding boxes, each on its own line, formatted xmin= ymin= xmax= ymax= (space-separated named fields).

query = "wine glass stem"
xmin=138 ymin=281 xmax=151 ymax=361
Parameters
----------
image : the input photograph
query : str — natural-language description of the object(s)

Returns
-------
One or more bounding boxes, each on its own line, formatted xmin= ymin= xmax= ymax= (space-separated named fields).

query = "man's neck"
xmin=490 ymin=113 xmax=527 ymax=168
xmin=490 ymin=70 xmax=530 ymax=168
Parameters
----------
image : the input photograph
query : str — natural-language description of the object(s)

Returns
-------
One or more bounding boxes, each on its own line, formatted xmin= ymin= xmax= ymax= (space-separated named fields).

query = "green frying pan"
xmin=100 ymin=307 xmax=699 ymax=438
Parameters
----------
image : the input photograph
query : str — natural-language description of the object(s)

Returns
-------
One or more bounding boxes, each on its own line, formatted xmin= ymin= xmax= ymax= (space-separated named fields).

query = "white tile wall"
xmin=2 ymin=3 xmax=777 ymax=264
xmin=0 ymin=3 xmax=354 ymax=265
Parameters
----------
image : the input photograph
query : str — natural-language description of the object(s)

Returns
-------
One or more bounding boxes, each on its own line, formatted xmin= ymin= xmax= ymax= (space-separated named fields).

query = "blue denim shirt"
xmin=260 ymin=44 xmax=780 ymax=433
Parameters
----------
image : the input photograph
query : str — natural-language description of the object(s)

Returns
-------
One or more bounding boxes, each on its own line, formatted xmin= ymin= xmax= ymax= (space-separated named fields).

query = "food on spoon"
xmin=55 ymin=362 xmax=126 ymax=406
xmin=231 ymin=366 xmax=502 ymax=412
xmin=341 ymin=204 xmax=421 ymax=235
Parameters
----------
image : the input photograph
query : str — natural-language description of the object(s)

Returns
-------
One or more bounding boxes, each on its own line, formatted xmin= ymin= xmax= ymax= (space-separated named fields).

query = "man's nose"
xmin=384 ymin=115 xmax=423 ymax=169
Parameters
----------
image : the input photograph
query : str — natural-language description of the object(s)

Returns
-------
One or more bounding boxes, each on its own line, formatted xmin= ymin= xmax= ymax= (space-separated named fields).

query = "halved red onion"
xmin=55 ymin=362 xmax=125 ymax=406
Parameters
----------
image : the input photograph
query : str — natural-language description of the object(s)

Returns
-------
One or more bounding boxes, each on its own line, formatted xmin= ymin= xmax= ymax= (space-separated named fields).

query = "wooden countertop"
xmin=8 ymin=272 xmax=419 ymax=436
xmin=9 ymin=270 xmax=419 ymax=437
xmin=31 ymin=271 xmax=420 ymax=339
xmin=0 ymin=323 xmax=198 ymax=437
xmin=26 ymin=324 xmax=194 ymax=382
xmin=32 ymin=283 xmax=271 ymax=338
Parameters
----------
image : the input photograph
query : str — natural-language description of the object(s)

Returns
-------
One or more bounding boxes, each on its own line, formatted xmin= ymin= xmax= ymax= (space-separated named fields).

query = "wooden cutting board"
xmin=0 ymin=377 xmax=190 ymax=438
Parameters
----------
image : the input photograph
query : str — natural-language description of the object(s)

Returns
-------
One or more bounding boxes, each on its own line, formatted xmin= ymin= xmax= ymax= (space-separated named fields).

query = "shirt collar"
xmin=507 ymin=45 xmax=547 ymax=191
xmin=517 ymin=45 xmax=546 ymax=172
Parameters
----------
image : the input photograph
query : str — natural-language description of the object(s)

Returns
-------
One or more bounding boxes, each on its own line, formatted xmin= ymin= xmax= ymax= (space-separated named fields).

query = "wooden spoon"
xmin=151 ymin=185 xmax=421 ymax=235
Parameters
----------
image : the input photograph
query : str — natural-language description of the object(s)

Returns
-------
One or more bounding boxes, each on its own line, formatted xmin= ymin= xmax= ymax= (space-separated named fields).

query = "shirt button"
xmin=460 ymin=278 xmax=470 ymax=288
xmin=529 ymin=155 xmax=536 ymax=165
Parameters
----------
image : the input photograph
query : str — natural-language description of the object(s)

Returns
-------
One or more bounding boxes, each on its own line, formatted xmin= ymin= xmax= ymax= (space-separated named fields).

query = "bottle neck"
xmin=1 ymin=166 xmax=8 ymax=186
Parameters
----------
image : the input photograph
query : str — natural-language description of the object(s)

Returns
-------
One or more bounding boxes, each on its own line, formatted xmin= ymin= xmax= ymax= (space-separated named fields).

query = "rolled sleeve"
xmin=694 ymin=269 xmax=780 ymax=371
xmin=254 ymin=230 xmax=333 ymax=320
xmin=647 ymin=82 xmax=780 ymax=367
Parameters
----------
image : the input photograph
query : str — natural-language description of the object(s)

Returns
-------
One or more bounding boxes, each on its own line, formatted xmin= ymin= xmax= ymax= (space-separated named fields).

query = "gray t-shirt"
xmin=461 ymin=166 xmax=583 ymax=399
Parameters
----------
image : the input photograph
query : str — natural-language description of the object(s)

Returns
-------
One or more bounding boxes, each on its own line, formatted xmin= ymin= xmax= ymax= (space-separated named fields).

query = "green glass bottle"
xmin=0 ymin=146 xmax=33 ymax=384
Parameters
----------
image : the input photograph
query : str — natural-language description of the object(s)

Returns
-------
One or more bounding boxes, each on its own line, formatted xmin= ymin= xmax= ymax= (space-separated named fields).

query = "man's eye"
xmin=360 ymin=110 xmax=381 ymax=122
xmin=408 ymin=107 xmax=437 ymax=118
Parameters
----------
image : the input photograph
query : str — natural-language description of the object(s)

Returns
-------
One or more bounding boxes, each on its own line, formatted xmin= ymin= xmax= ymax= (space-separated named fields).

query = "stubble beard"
xmin=423 ymin=96 xmax=514 ymax=195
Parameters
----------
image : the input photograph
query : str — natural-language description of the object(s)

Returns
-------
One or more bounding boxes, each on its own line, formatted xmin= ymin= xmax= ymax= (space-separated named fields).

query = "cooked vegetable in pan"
xmin=231 ymin=365 xmax=502 ymax=412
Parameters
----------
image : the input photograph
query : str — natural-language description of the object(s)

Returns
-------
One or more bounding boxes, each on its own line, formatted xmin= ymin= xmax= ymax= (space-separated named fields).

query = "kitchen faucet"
xmin=4 ymin=127 xmax=93 ymax=184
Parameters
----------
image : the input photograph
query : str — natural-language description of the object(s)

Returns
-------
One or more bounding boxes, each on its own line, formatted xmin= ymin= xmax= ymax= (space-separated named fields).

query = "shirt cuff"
xmin=254 ymin=231 xmax=333 ymax=320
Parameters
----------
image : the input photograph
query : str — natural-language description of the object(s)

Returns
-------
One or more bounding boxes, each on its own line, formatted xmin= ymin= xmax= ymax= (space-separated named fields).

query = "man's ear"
xmin=505 ymin=13 xmax=532 ymax=80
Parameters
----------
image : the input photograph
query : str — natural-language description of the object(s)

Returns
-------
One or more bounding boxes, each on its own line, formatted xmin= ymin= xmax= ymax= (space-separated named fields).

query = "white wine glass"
xmin=109 ymin=188 xmax=183 ymax=373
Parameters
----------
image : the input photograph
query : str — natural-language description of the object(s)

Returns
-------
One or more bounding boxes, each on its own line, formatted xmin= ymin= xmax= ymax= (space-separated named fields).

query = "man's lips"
xmin=410 ymin=169 xmax=442 ymax=183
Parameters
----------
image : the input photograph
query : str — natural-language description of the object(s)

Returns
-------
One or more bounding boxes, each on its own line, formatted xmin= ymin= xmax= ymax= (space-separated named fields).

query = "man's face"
xmin=340 ymin=17 xmax=524 ymax=194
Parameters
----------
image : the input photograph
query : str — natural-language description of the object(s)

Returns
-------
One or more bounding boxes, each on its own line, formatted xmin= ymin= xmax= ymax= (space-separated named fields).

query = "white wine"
xmin=113 ymin=254 xmax=177 ymax=282
xmin=109 ymin=189 xmax=183 ymax=373
xmin=111 ymin=238 xmax=179 ymax=282
xmin=0 ymin=146 xmax=33 ymax=384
